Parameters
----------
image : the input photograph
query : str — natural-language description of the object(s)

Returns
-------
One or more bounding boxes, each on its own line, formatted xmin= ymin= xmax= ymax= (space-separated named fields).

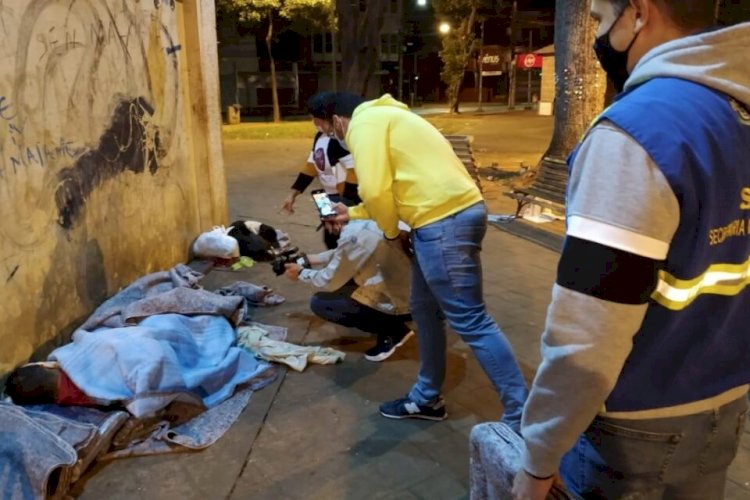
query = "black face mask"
xmin=593 ymin=9 xmax=640 ymax=93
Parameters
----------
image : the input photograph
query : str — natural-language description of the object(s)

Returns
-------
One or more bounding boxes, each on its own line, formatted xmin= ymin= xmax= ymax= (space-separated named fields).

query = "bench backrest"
xmin=444 ymin=134 xmax=482 ymax=190
xmin=526 ymin=156 xmax=568 ymax=206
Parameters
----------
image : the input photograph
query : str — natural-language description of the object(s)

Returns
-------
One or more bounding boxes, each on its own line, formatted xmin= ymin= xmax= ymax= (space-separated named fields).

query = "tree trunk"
xmin=266 ymin=16 xmax=281 ymax=123
xmin=448 ymin=79 xmax=462 ymax=113
xmin=540 ymin=0 xmax=605 ymax=164
xmin=444 ymin=7 xmax=477 ymax=114
xmin=336 ymin=0 xmax=388 ymax=97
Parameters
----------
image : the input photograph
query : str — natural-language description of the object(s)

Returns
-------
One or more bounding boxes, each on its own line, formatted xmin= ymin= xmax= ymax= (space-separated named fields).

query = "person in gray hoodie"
xmin=512 ymin=1 xmax=750 ymax=499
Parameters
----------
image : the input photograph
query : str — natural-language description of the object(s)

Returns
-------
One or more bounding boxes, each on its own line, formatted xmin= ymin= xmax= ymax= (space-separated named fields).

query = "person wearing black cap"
xmin=280 ymin=92 xmax=361 ymax=249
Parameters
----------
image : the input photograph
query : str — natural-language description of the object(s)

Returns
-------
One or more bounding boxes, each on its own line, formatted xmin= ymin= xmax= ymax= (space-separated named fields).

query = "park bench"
xmin=445 ymin=134 xmax=483 ymax=192
xmin=504 ymin=156 xmax=568 ymax=217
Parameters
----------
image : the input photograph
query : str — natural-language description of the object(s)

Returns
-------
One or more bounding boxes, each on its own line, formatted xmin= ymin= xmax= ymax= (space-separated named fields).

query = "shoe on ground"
xmin=364 ymin=330 xmax=414 ymax=362
xmin=379 ymin=395 xmax=447 ymax=421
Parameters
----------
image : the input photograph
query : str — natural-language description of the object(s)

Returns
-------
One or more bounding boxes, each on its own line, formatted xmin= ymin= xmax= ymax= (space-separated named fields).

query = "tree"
xmin=217 ymin=0 xmax=334 ymax=122
xmin=335 ymin=0 xmax=390 ymax=97
xmin=433 ymin=0 xmax=498 ymax=113
xmin=540 ymin=0 xmax=605 ymax=165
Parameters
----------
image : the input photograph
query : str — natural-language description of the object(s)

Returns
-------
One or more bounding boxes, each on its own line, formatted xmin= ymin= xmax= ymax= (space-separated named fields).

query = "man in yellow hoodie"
xmin=328 ymin=92 xmax=528 ymax=428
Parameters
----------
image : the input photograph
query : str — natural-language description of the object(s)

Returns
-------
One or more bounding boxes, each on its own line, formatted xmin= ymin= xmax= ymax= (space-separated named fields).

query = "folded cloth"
xmin=82 ymin=264 xmax=245 ymax=328
xmin=24 ymin=404 xmax=130 ymax=484
xmin=237 ymin=325 xmax=344 ymax=372
xmin=0 ymin=402 xmax=98 ymax=500
xmin=243 ymin=322 xmax=288 ymax=341
xmin=123 ymin=287 xmax=245 ymax=326
xmin=216 ymin=281 xmax=285 ymax=307
xmin=469 ymin=422 xmax=574 ymax=500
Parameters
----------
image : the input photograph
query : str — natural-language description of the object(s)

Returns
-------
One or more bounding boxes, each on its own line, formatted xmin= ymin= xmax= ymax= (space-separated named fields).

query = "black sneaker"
xmin=364 ymin=330 xmax=414 ymax=362
xmin=379 ymin=395 xmax=447 ymax=421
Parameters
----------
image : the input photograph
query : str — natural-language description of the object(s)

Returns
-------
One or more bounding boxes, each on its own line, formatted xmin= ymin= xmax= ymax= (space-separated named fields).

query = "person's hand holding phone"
xmin=311 ymin=190 xmax=338 ymax=219
xmin=330 ymin=202 xmax=350 ymax=224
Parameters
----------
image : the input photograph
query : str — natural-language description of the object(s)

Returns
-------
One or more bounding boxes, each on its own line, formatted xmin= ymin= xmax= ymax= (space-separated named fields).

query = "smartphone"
xmin=311 ymin=189 xmax=337 ymax=219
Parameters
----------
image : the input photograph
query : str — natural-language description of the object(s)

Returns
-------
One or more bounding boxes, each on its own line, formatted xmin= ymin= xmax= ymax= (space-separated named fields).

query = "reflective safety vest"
xmin=569 ymin=78 xmax=750 ymax=412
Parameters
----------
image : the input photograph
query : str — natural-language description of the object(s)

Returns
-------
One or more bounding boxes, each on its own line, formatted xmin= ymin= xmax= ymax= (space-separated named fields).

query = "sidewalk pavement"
xmin=74 ymin=139 xmax=749 ymax=499
xmin=412 ymin=103 xmax=534 ymax=116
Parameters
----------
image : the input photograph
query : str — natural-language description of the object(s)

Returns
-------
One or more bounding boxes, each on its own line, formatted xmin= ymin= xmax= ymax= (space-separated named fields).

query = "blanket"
xmin=51 ymin=313 xmax=271 ymax=418
xmin=48 ymin=265 xmax=270 ymax=418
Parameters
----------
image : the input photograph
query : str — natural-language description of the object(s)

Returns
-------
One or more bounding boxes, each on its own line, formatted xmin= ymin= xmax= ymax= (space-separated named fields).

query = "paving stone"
xmin=407 ymin=472 xmax=471 ymax=500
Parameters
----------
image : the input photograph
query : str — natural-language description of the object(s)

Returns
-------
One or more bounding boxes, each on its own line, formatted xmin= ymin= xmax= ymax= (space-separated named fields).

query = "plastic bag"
xmin=192 ymin=226 xmax=240 ymax=259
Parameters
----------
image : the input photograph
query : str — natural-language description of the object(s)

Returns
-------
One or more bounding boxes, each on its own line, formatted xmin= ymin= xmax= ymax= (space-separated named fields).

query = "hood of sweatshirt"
xmin=351 ymin=94 xmax=409 ymax=120
xmin=626 ymin=22 xmax=750 ymax=105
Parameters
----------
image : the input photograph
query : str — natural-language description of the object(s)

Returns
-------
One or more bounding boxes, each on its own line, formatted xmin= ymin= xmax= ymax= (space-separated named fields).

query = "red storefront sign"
xmin=516 ymin=53 xmax=543 ymax=69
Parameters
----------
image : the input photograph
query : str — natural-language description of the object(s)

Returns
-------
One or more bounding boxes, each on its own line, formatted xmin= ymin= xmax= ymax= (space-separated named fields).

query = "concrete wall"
xmin=0 ymin=0 xmax=227 ymax=375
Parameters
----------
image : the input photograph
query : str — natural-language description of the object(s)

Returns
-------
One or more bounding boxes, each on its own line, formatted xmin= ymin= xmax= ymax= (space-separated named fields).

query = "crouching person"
xmin=283 ymin=219 xmax=414 ymax=361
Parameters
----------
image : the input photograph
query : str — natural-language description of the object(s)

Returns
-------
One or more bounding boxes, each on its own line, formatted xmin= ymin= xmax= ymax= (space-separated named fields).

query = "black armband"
xmin=291 ymin=173 xmax=315 ymax=193
xmin=342 ymin=182 xmax=361 ymax=205
xmin=556 ymin=236 xmax=661 ymax=305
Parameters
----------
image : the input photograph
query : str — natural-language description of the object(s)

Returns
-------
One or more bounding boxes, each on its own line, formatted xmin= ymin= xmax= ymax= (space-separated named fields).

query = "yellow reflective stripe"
xmin=658 ymin=257 xmax=750 ymax=288
xmin=652 ymin=258 xmax=750 ymax=311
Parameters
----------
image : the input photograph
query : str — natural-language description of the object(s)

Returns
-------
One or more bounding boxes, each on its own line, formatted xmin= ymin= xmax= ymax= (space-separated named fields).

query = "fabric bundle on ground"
xmin=98 ymin=379 xmax=275 ymax=459
xmin=469 ymin=422 xmax=573 ymax=500
xmin=74 ymin=264 xmax=245 ymax=329
xmin=237 ymin=324 xmax=345 ymax=372
xmin=50 ymin=314 xmax=270 ymax=418
xmin=216 ymin=281 xmax=286 ymax=307
xmin=0 ymin=402 xmax=126 ymax=500
xmin=0 ymin=265 xmax=285 ymax=499
xmin=48 ymin=265 xmax=271 ymax=418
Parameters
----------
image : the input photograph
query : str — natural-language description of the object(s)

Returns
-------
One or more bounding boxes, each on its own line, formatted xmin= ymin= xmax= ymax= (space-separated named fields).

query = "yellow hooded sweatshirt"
xmin=346 ymin=95 xmax=483 ymax=238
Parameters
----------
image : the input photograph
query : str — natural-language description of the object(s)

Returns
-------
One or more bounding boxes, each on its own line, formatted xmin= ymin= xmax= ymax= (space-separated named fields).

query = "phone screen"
xmin=312 ymin=191 xmax=336 ymax=218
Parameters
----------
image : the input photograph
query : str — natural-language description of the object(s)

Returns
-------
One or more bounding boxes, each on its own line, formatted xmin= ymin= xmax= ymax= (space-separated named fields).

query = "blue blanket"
xmin=50 ymin=313 xmax=271 ymax=418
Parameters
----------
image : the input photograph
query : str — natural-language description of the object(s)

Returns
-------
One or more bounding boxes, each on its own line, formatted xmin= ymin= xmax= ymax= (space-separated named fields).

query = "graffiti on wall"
xmin=56 ymin=96 xmax=162 ymax=228
xmin=0 ymin=0 xmax=184 ymax=236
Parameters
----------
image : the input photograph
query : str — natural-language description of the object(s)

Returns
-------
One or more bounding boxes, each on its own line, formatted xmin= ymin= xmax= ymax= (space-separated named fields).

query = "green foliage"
xmin=433 ymin=0 xmax=477 ymax=18
xmin=216 ymin=0 xmax=334 ymax=29
xmin=432 ymin=0 xmax=500 ymax=111
xmin=439 ymin=28 xmax=475 ymax=93
xmin=221 ymin=115 xmax=468 ymax=140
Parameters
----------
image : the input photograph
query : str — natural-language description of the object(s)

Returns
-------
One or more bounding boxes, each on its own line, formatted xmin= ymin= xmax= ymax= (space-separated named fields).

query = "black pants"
xmin=309 ymin=283 xmax=411 ymax=338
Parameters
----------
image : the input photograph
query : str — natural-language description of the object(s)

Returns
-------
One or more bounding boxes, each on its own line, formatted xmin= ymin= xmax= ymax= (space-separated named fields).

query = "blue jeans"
xmin=561 ymin=395 xmax=748 ymax=499
xmin=407 ymin=202 xmax=528 ymax=430
xmin=310 ymin=283 xmax=412 ymax=338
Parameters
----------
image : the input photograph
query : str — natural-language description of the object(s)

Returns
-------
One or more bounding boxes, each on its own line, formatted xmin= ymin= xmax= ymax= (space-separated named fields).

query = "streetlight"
xmin=438 ymin=22 xmax=451 ymax=35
